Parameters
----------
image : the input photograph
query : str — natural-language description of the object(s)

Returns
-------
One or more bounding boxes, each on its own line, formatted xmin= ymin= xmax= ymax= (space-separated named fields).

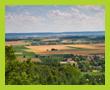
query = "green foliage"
xmin=40 ymin=56 xmax=63 ymax=64
xmin=5 ymin=46 xmax=105 ymax=85
xmin=80 ymin=73 xmax=105 ymax=85
xmin=5 ymin=46 xmax=16 ymax=61
xmin=5 ymin=60 xmax=81 ymax=85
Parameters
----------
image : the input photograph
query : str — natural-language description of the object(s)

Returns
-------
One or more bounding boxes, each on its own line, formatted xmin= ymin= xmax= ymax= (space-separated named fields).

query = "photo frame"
xmin=0 ymin=0 xmax=110 ymax=90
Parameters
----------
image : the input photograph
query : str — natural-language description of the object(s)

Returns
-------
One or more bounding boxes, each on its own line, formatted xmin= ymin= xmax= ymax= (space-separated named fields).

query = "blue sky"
xmin=6 ymin=6 xmax=104 ymax=33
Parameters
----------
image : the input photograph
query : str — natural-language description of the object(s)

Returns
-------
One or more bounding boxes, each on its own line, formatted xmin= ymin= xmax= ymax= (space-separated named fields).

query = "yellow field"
xmin=25 ymin=44 xmax=105 ymax=55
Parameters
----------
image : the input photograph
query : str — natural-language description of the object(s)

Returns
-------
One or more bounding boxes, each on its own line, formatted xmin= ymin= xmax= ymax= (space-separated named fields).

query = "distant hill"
xmin=6 ymin=31 xmax=104 ymax=41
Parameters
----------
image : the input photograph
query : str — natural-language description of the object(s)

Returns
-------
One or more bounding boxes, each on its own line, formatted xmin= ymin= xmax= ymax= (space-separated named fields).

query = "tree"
xmin=5 ymin=46 xmax=16 ymax=61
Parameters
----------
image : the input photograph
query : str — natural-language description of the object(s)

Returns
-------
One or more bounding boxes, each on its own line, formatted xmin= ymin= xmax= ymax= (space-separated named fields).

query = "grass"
xmin=13 ymin=45 xmax=36 ymax=58
xmin=13 ymin=45 xmax=27 ymax=52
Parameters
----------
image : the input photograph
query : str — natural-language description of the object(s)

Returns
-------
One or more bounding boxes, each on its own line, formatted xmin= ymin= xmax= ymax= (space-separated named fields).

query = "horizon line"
xmin=6 ymin=30 xmax=104 ymax=34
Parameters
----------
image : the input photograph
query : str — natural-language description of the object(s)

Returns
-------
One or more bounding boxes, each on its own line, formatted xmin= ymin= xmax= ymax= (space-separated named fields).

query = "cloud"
xmin=73 ymin=6 xmax=104 ymax=12
xmin=6 ymin=13 xmax=44 ymax=24
xmin=6 ymin=6 xmax=104 ymax=33
xmin=71 ymin=7 xmax=80 ymax=13
xmin=48 ymin=10 xmax=72 ymax=17
xmin=47 ymin=6 xmax=104 ymax=30
xmin=6 ymin=13 xmax=46 ymax=33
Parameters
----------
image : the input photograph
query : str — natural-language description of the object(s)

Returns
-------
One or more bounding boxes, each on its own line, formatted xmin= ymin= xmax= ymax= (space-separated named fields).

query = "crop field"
xmin=6 ymin=41 xmax=28 ymax=46
xmin=25 ymin=44 xmax=104 ymax=55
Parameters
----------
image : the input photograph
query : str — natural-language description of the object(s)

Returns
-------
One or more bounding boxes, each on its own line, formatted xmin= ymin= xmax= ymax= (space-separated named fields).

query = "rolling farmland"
xmin=25 ymin=44 xmax=104 ymax=55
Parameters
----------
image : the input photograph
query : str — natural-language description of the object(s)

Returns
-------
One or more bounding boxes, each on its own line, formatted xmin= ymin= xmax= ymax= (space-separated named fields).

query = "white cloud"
xmin=47 ymin=6 xmax=104 ymax=31
xmin=6 ymin=13 xmax=46 ymax=33
xmin=6 ymin=6 xmax=104 ymax=33
xmin=48 ymin=10 xmax=72 ymax=17
xmin=74 ymin=6 xmax=104 ymax=12
xmin=6 ymin=13 xmax=44 ymax=24
xmin=71 ymin=7 xmax=80 ymax=13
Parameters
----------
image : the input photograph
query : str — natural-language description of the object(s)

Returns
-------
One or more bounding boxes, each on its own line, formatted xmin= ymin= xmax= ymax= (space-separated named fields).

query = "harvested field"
xmin=25 ymin=44 xmax=105 ymax=55
xmin=17 ymin=57 xmax=41 ymax=62
xmin=40 ymin=50 xmax=104 ymax=55
xmin=6 ymin=41 xmax=27 ymax=46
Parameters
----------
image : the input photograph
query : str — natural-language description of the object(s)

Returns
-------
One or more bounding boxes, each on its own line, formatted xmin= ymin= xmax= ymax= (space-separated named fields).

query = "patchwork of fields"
xmin=5 ymin=33 xmax=105 ymax=85
xmin=25 ymin=44 xmax=104 ymax=55
xmin=6 ymin=40 xmax=104 ymax=56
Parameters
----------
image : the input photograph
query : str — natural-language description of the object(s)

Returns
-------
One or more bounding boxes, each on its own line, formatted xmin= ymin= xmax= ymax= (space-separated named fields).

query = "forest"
xmin=5 ymin=46 xmax=105 ymax=85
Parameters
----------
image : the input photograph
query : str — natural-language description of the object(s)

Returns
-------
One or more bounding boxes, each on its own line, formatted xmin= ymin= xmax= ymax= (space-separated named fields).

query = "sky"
xmin=6 ymin=6 xmax=105 ymax=33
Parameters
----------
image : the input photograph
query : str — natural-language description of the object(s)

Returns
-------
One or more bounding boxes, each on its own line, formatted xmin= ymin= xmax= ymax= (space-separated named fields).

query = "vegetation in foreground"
xmin=5 ymin=46 xmax=105 ymax=85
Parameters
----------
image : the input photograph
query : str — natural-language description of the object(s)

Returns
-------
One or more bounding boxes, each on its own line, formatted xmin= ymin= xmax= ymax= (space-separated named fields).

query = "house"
xmin=60 ymin=58 xmax=77 ymax=66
